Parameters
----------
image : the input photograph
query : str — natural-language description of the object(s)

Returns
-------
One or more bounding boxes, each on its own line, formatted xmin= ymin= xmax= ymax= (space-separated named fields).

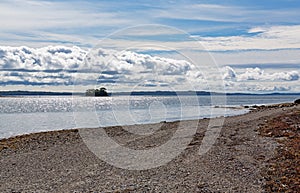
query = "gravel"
xmin=1 ymin=103 xmax=299 ymax=192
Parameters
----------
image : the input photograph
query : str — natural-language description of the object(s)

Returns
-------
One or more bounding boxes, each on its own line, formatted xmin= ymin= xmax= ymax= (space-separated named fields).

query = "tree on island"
xmin=86 ymin=87 xmax=109 ymax=96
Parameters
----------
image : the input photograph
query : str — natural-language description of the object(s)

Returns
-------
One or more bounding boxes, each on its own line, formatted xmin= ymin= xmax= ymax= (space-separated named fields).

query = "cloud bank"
xmin=223 ymin=66 xmax=299 ymax=81
xmin=0 ymin=46 xmax=199 ymax=89
xmin=222 ymin=66 xmax=299 ymax=92
xmin=0 ymin=46 xmax=299 ymax=92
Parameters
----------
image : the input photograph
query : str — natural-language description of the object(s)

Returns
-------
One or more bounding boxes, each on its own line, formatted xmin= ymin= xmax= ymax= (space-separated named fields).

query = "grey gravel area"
xmin=1 ymin=104 xmax=299 ymax=192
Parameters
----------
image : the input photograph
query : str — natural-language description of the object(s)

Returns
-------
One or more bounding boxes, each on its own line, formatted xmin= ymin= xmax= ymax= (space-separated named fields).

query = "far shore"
xmin=0 ymin=102 xmax=299 ymax=192
xmin=1 ymin=90 xmax=300 ymax=97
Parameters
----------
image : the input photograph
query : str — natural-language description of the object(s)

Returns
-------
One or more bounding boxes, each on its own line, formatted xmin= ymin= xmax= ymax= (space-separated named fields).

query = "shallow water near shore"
xmin=0 ymin=94 xmax=299 ymax=139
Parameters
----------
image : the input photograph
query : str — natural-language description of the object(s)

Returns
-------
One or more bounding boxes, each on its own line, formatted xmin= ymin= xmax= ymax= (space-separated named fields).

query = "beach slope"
xmin=0 ymin=103 xmax=299 ymax=192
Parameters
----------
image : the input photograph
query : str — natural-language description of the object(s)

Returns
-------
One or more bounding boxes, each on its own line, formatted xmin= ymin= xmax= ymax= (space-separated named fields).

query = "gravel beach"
xmin=0 ymin=103 xmax=299 ymax=192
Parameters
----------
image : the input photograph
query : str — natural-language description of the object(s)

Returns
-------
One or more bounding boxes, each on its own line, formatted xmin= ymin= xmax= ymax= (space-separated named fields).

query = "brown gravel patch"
xmin=259 ymin=108 xmax=300 ymax=192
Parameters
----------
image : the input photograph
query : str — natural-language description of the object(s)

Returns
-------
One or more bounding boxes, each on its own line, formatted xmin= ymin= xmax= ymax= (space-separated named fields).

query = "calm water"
xmin=0 ymin=94 xmax=298 ymax=139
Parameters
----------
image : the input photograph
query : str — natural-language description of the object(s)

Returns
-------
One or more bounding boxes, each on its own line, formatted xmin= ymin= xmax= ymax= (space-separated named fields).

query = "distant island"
xmin=85 ymin=87 xmax=109 ymax=97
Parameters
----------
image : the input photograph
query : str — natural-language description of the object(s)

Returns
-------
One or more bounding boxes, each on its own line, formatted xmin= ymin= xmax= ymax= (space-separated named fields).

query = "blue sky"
xmin=0 ymin=0 xmax=300 ymax=92
xmin=1 ymin=0 xmax=300 ymax=45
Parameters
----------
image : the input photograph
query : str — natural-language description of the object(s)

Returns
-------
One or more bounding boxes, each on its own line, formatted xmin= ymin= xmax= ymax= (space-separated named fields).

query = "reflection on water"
xmin=0 ymin=94 xmax=298 ymax=139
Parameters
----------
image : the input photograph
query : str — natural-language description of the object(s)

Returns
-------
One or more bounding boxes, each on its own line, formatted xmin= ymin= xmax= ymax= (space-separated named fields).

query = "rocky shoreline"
xmin=0 ymin=102 xmax=299 ymax=192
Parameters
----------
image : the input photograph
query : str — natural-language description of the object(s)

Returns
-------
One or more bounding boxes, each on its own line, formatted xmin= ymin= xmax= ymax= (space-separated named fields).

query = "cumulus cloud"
xmin=243 ymin=84 xmax=291 ymax=92
xmin=238 ymin=68 xmax=299 ymax=81
xmin=223 ymin=81 xmax=293 ymax=92
xmin=0 ymin=46 xmax=87 ymax=86
xmin=221 ymin=66 xmax=299 ymax=92
xmin=237 ymin=67 xmax=264 ymax=81
xmin=222 ymin=66 xmax=299 ymax=82
xmin=222 ymin=66 xmax=236 ymax=80
xmin=1 ymin=45 xmax=299 ymax=92
xmin=82 ymin=47 xmax=200 ymax=88
xmin=0 ymin=46 xmax=200 ymax=88
xmin=0 ymin=45 xmax=86 ymax=70
xmin=87 ymin=48 xmax=192 ymax=74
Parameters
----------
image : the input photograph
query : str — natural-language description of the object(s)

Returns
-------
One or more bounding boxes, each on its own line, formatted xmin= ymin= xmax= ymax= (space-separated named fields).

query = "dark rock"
xmin=294 ymin=99 xmax=300 ymax=104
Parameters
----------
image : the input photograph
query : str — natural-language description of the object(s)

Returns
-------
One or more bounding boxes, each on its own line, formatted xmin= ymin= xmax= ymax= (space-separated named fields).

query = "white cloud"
xmin=157 ymin=3 xmax=243 ymax=22
xmin=270 ymin=71 xmax=299 ymax=81
xmin=0 ymin=46 xmax=200 ymax=89
xmin=237 ymin=67 xmax=299 ymax=81
xmin=156 ymin=3 xmax=300 ymax=24
xmin=85 ymin=48 xmax=198 ymax=87
xmin=1 ymin=45 xmax=299 ymax=92
xmin=222 ymin=66 xmax=236 ymax=80
xmin=248 ymin=27 xmax=267 ymax=34
xmin=71 ymin=25 xmax=300 ymax=55
xmin=221 ymin=66 xmax=299 ymax=92
xmin=0 ymin=0 xmax=131 ymax=31
xmin=223 ymin=81 xmax=293 ymax=92
xmin=222 ymin=66 xmax=299 ymax=82
xmin=212 ymin=49 xmax=300 ymax=66
xmin=0 ymin=46 xmax=87 ymax=70
xmin=237 ymin=67 xmax=264 ymax=81
xmin=243 ymin=84 xmax=291 ymax=92
xmin=0 ymin=0 xmax=299 ymax=54
xmin=197 ymin=25 xmax=300 ymax=51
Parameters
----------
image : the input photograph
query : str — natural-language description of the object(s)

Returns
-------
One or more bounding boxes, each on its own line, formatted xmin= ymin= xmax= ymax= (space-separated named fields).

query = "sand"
xmin=0 ymin=103 xmax=299 ymax=192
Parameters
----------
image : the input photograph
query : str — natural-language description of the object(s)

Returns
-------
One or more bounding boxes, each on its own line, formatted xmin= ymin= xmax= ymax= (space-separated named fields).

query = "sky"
xmin=0 ymin=0 xmax=300 ymax=93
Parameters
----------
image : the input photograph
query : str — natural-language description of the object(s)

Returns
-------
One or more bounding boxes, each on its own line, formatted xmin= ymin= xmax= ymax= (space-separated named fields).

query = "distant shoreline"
xmin=1 ymin=90 xmax=300 ymax=97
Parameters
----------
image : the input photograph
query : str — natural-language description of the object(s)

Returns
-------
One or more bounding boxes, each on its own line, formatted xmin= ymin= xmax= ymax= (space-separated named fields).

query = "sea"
xmin=0 ymin=94 xmax=299 ymax=139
